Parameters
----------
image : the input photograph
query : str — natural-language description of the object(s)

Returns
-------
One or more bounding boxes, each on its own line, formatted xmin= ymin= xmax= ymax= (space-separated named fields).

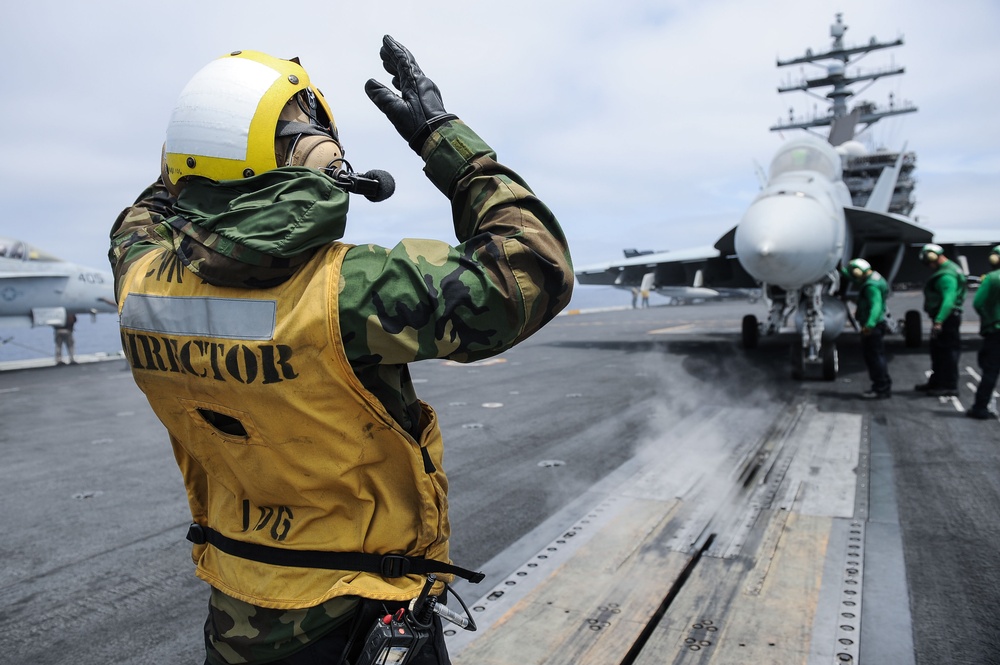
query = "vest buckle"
xmin=379 ymin=554 xmax=411 ymax=578
xmin=186 ymin=523 xmax=207 ymax=545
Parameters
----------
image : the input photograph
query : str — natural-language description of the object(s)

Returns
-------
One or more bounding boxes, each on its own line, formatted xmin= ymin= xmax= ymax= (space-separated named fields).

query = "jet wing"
xmin=844 ymin=207 xmax=933 ymax=245
xmin=575 ymin=230 xmax=758 ymax=293
xmin=842 ymin=207 xmax=932 ymax=287
xmin=844 ymin=208 xmax=1000 ymax=287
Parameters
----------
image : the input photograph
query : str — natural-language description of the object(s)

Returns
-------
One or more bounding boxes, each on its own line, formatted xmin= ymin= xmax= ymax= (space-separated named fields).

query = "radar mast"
xmin=771 ymin=13 xmax=917 ymax=146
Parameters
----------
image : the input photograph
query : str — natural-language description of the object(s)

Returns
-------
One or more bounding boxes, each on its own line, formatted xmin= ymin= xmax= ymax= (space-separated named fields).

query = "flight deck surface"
xmin=1 ymin=293 xmax=997 ymax=664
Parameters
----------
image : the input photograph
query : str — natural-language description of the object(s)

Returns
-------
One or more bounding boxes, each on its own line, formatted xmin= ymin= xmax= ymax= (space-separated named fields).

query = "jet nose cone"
xmin=735 ymin=194 xmax=843 ymax=289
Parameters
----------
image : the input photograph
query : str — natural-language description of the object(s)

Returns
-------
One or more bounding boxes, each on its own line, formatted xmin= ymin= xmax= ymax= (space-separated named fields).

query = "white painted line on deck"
xmin=647 ymin=324 xmax=696 ymax=334
xmin=963 ymin=366 xmax=999 ymax=399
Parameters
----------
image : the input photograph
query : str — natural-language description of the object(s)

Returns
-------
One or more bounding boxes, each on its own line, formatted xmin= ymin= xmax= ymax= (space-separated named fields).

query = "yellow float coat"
xmin=117 ymin=243 xmax=451 ymax=609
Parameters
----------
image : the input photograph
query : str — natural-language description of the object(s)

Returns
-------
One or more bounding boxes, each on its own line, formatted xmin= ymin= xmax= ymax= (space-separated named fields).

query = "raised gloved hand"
xmin=365 ymin=35 xmax=457 ymax=155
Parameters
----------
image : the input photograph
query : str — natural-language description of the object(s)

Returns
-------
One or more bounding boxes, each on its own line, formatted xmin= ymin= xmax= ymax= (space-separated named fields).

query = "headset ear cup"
xmin=851 ymin=268 xmax=862 ymax=279
xmin=990 ymin=254 xmax=1000 ymax=267
xmin=926 ymin=251 xmax=939 ymax=263
xmin=288 ymin=135 xmax=343 ymax=170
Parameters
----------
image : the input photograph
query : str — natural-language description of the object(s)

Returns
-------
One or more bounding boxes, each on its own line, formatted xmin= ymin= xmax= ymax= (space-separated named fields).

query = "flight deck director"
xmin=109 ymin=38 xmax=573 ymax=665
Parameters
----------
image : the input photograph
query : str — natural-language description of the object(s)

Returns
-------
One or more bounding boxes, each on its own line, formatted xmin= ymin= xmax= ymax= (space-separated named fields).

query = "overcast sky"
xmin=2 ymin=0 xmax=997 ymax=276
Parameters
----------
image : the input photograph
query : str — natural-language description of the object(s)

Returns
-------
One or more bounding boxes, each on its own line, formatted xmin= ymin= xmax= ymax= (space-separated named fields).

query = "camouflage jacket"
xmin=110 ymin=120 xmax=573 ymax=433
xmin=109 ymin=120 xmax=573 ymax=663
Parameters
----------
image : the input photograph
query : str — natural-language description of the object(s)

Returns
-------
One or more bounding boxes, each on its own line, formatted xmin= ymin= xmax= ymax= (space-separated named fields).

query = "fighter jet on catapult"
xmin=575 ymin=13 xmax=998 ymax=380
xmin=0 ymin=236 xmax=116 ymax=330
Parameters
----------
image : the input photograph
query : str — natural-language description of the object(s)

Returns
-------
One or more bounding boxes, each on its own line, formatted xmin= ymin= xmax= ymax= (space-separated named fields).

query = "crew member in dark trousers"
xmin=844 ymin=258 xmax=892 ymax=398
xmin=914 ymin=244 xmax=967 ymax=397
xmin=968 ymin=245 xmax=1000 ymax=419
xmin=53 ymin=312 xmax=77 ymax=364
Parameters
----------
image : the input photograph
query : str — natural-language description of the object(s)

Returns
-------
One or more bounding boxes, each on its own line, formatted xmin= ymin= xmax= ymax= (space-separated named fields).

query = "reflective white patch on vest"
xmin=166 ymin=58 xmax=280 ymax=161
xmin=121 ymin=294 xmax=276 ymax=340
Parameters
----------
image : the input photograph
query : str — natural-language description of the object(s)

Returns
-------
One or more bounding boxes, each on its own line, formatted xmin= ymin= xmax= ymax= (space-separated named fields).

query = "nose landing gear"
xmin=790 ymin=341 xmax=838 ymax=381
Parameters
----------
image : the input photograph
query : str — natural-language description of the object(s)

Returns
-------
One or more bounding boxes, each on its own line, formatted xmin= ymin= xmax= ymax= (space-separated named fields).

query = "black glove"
xmin=365 ymin=35 xmax=457 ymax=155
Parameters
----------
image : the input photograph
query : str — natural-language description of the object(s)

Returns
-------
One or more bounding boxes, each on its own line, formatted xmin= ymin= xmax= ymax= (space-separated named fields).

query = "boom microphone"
xmin=331 ymin=167 xmax=396 ymax=202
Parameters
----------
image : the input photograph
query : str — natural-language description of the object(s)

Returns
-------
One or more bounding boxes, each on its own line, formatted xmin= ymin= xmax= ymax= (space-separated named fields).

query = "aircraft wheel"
xmin=904 ymin=310 xmax=922 ymax=348
xmin=822 ymin=343 xmax=838 ymax=381
xmin=790 ymin=344 xmax=804 ymax=381
xmin=742 ymin=315 xmax=759 ymax=350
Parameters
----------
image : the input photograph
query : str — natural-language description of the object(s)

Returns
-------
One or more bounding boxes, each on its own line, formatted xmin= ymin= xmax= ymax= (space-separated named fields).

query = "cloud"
xmin=0 ymin=0 xmax=997 ymax=272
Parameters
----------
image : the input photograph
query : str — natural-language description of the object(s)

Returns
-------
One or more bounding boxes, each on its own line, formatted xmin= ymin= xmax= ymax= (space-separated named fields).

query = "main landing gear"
xmin=742 ymin=314 xmax=759 ymax=350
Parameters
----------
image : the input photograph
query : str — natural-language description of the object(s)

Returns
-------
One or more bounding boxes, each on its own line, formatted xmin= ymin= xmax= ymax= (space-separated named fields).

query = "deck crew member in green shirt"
xmin=844 ymin=258 xmax=892 ymax=399
xmin=968 ymin=245 xmax=1000 ymax=419
xmin=914 ymin=243 xmax=967 ymax=397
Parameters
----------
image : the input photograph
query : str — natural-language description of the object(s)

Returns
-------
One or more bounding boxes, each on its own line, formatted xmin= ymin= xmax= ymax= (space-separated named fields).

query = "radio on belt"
xmin=356 ymin=606 xmax=429 ymax=665
xmin=354 ymin=573 xmax=477 ymax=665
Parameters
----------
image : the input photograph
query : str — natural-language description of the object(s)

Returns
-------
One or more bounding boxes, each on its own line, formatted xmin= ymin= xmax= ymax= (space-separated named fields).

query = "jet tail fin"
xmin=865 ymin=143 xmax=907 ymax=213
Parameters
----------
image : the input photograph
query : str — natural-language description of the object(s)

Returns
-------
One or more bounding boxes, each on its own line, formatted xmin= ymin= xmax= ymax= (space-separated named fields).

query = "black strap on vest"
xmin=186 ymin=523 xmax=485 ymax=584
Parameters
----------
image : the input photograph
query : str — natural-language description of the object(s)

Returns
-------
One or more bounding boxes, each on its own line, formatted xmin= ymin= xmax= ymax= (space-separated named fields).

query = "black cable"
xmin=443 ymin=580 xmax=477 ymax=632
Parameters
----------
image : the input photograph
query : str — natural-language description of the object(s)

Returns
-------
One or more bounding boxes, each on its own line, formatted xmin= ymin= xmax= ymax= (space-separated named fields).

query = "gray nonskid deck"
xmin=1 ymin=295 xmax=997 ymax=663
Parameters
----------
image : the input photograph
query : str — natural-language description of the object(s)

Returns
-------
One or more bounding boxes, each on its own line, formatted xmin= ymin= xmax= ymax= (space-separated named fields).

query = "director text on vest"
xmin=121 ymin=331 xmax=298 ymax=384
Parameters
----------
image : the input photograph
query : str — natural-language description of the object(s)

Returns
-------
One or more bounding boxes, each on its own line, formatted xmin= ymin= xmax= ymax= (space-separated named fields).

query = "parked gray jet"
xmin=0 ymin=236 xmax=116 ymax=328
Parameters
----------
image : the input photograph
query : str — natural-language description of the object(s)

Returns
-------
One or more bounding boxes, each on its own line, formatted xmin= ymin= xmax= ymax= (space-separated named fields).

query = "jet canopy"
xmin=0 ymin=237 xmax=61 ymax=262
xmin=768 ymin=137 xmax=843 ymax=183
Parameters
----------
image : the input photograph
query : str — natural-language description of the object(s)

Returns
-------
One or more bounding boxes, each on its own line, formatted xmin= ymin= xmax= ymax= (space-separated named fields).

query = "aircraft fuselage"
xmin=0 ymin=238 xmax=116 ymax=327
xmin=735 ymin=136 xmax=852 ymax=289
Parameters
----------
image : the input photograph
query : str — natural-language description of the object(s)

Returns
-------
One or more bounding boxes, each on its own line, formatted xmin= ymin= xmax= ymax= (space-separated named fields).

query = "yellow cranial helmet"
xmin=163 ymin=50 xmax=339 ymax=189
